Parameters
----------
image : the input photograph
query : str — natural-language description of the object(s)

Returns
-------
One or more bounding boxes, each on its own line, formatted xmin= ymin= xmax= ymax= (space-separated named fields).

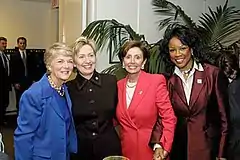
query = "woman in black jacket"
xmin=67 ymin=37 xmax=121 ymax=160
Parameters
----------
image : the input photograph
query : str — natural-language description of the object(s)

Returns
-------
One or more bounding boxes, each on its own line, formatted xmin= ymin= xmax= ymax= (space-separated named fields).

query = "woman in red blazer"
xmin=116 ymin=41 xmax=176 ymax=160
xmin=151 ymin=24 xmax=229 ymax=160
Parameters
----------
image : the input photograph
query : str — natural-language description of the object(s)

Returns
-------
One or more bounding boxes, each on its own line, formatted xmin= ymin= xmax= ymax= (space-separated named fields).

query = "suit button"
xmin=92 ymin=132 xmax=97 ymax=136
xmin=92 ymin=111 xmax=96 ymax=116
xmin=89 ymin=88 xmax=93 ymax=92
xmin=89 ymin=100 xmax=95 ymax=104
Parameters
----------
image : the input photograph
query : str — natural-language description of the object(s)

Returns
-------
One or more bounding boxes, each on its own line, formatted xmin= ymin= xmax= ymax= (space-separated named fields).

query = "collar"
xmin=76 ymin=70 xmax=102 ymax=90
xmin=174 ymin=60 xmax=204 ymax=76
xmin=19 ymin=49 xmax=26 ymax=53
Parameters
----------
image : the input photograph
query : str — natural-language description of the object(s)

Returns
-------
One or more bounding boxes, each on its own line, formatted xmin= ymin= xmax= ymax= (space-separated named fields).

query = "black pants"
xmin=0 ymin=94 xmax=9 ymax=125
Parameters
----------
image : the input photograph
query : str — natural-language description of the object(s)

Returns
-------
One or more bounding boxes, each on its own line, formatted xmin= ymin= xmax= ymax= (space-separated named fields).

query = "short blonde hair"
xmin=44 ymin=42 xmax=73 ymax=73
xmin=72 ymin=36 xmax=96 ymax=57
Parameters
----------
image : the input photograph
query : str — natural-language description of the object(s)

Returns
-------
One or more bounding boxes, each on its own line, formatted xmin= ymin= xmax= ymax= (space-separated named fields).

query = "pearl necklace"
xmin=47 ymin=75 xmax=64 ymax=96
xmin=126 ymin=81 xmax=137 ymax=88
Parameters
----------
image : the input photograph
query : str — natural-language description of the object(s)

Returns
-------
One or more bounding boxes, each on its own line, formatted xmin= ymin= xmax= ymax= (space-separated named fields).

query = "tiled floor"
xmin=0 ymin=115 xmax=17 ymax=160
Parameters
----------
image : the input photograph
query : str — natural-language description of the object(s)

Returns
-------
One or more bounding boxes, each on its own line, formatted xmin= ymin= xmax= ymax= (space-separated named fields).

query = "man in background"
xmin=11 ymin=37 xmax=34 ymax=110
xmin=0 ymin=37 xmax=10 ymax=126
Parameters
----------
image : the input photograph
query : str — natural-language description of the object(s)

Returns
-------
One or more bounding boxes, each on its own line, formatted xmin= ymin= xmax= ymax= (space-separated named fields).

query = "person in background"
xmin=14 ymin=42 xmax=77 ymax=160
xmin=11 ymin=37 xmax=34 ymax=110
xmin=217 ymin=52 xmax=240 ymax=160
xmin=67 ymin=37 xmax=121 ymax=160
xmin=116 ymin=40 xmax=176 ymax=160
xmin=150 ymin=24 xmax=229 ymax=160
xmin=0 ymin=37 xmax=10 ymax=126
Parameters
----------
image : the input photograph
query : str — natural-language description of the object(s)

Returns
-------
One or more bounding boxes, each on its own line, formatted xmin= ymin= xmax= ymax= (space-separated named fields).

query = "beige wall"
xmin=58 ymin=0 xmax=83 ymax=45
xmin=0 ymin=0 xmax=55 ymax=48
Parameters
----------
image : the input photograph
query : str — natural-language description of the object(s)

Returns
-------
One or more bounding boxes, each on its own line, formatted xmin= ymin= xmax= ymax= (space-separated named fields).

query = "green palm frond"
xmin=152 ymin=0 xmax=196 ymax=30
xmin=101 ymin=63 xmax=127 ymax=80
xmin=198 ymin=0 xmax=240 ymax=48
xmin=148 ymin=43 xmax=166 ymax=73
xmin=82 ymin=19 xmax=144 ymax=59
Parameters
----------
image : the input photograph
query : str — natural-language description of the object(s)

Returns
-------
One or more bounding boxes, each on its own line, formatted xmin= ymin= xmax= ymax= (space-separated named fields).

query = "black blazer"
xmin=10 ymin=50 xmax=34 ymax=90
xmin=0 ymin=53 xmax=10 ymax=105
xmin=228 ymin=76 xmax=240 ymax=160
xmin=67 ymin=71 xmax=121 ymax=160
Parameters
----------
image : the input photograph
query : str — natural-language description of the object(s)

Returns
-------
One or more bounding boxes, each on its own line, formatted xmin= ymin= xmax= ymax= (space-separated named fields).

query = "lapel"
xmin=64 ymin=85 xmax=72 ymax=114
xmin=127 ymin=71 xmax=151 ymax=115
xmin=119 ymin=79 xmax=137 ymax=129
xmin=189 ymin=69 xmax=206 ymax=108
xmin=169 ymin=74 xmax=188 ymax=106
xmin=41 ymin=74 xmax=64 ymax=119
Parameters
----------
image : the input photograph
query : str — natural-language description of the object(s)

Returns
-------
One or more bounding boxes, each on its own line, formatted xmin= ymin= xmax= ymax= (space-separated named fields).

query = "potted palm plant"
xmin=81 ymin=0 xmax=240 ymax=79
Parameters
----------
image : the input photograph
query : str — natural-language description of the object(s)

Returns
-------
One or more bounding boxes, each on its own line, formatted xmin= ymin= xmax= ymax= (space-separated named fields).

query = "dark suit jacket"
xmin=67 ymin=71 xmax=121 ymax=160
xmin=228 ymin=76 xmax=240 ymax=160
xmin=10 ymin=50 xmax=34 ymax=90
xmin=150 ymin=63 xmax=229 ymax=160
xmin=0 ymin=53 xmax=10 ymax=106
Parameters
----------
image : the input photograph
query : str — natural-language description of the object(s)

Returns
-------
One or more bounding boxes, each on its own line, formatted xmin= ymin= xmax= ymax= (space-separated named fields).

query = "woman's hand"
xmin=153 ymin=148 xmax=168 ymax=160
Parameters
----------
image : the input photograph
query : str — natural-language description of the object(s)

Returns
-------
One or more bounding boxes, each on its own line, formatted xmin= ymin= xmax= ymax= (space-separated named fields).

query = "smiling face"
xmin=169 ymin=37 xmax=192 ymax=70
xmin=49 ymin=55 xmax=74 ymax=86
xmin=75 ymin=44 xmax=96 ymax=79
xmin=123 ymin=47 xmax=146 ymax=75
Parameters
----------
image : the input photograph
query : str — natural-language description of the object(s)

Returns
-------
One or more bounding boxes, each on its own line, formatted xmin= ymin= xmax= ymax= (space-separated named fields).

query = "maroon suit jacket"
xmin=150 ymin=63 xmax=229 ymax=160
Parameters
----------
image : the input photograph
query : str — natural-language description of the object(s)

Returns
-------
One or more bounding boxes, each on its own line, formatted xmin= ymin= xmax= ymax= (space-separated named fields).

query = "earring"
xmin=141 ymin=64 xmax=144 ymax=69
xmin=191 ymin=50 xmax=193 ymax=55
xmin=122 ymin=64 xmax=125 ymax=68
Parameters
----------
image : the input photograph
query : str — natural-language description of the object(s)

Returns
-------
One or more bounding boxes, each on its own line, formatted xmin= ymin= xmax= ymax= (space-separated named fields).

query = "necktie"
xmin=22 ymin=51 xmax=27 ymax=76
xmin=1 ymin=53 xmax=8 ymax=74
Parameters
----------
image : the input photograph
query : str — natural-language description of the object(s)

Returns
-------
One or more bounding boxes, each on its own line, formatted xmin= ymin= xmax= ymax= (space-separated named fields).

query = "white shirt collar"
xmin=19 ymin=49 xmax=26 ymax=53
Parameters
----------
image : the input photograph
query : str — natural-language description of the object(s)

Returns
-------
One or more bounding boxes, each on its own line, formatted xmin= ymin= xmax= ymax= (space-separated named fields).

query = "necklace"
xmin=182 ymin=60 xmax=194 ymax=77
xmin=47 ymin=75 xmax=64 ymax=96
xmin=182 ymin=68 xmax=192 ymax=76
xmin=126 ymin=81 xmax=137 ymax=88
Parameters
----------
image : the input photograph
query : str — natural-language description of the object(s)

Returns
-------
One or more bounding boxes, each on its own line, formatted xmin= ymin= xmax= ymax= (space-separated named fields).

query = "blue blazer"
xmin=14 ymin=74 xmax=77 ymax=160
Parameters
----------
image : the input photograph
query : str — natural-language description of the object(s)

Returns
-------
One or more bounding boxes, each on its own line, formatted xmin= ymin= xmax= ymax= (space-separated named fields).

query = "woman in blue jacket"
xmin=14 ymin=42 xmax=77 ymax=160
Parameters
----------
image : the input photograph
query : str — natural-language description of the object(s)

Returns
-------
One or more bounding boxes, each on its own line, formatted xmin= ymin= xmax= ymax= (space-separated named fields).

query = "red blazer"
xmin=151 ymin=64 xmax=229 ymax=160
xmin=116 ymin=71 xmax=176 ymax=160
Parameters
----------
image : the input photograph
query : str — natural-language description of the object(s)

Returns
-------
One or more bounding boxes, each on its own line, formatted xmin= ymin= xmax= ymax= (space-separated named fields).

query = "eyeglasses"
xmin=169 ymin=45 xmax=189 ymax=54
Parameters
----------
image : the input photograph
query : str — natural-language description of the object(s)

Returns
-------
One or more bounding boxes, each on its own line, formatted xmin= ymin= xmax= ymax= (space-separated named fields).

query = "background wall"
xmin=0 ymin=0 xmax=54 ymax=48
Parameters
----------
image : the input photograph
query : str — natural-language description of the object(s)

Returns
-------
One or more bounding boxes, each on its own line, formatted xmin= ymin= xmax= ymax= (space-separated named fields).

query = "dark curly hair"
xmin=217 ymin=51 xmax=239 ymax=80
xmin=160 ymin=24 xmax=205 ymax=75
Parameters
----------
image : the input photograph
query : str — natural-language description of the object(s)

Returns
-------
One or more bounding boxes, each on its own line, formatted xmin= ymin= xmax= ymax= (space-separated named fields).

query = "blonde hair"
xmin=72 ymin=36 xmax=96 ymax=57
xmin=44 ymin=42 xmax=73 ymax=73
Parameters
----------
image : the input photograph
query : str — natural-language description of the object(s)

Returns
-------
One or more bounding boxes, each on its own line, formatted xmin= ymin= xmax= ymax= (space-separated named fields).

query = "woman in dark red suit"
xmin=151 ymin=25 xmax=229 ymax=160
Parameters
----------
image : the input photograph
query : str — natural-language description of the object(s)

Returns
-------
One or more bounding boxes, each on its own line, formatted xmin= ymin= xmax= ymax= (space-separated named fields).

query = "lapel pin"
xmin=139 ymin=91 xmax=143 ymax=95
xmin=197 ymin=79 xmax=202 ymax=84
